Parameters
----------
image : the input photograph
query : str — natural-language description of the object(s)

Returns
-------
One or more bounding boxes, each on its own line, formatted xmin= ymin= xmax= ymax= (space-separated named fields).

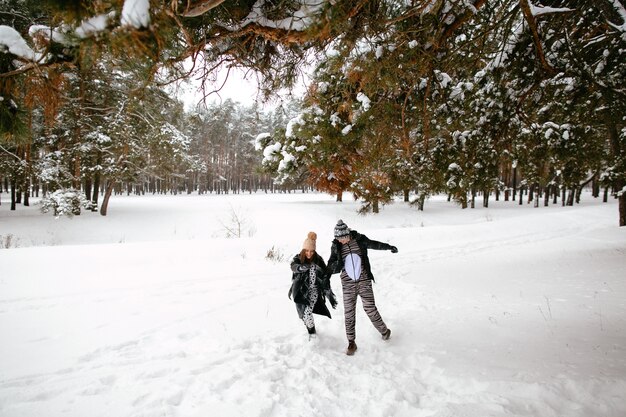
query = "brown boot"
xmin=346 ymin=341 xmax=357 ymax=356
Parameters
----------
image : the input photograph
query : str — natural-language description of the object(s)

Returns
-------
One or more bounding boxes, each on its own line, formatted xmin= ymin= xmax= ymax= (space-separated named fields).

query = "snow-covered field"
xmin=1 ymin=192 xmax=625 ymax=417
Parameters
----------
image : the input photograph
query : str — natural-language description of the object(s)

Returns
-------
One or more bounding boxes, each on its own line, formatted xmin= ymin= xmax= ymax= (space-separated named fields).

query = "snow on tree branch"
xmin=356 ymin=92 xmax=371 ymax=111
xmin=29 ymin=25 xmax=71 ymax=46
xmin=224 ymin=0 xmax=326 ymax=32
xmin=262 ymin=142 xmax=282 ymax=164
xmin=286 ymin=114 xmax=306 ymax=138
xmin=528 ymin=3 xmax=574 ymax=17
xmin=75 ymin=13 xmax=115 ymax=39
xmin=254 ymin=133 xmax=271 ymax=151
xmin=121 ymin=0 xmax=151 ymax=29
xmin=607 ymin=0 xmax=626 ymax=33
xmin=0 ymin=0 xmax=144 ymax=66
xmin=0 ymin=25 xmax=43 ymax=62
xmin=484 ymin=23 xmax=525 ymax=70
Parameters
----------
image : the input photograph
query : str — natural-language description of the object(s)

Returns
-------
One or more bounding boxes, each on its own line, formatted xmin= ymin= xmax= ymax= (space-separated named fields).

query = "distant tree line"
xmin=0 ymin=90 xmax=302 ymax=215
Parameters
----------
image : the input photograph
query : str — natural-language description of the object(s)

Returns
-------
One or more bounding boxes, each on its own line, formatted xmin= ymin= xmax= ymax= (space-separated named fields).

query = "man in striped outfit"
xmin=327 ymin=220 xmax=398 ymax=355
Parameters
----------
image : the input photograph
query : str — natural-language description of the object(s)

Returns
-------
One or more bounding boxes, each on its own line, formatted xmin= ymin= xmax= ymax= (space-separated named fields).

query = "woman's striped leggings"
xmin=341 ymin=277 xmax=388 ymax=342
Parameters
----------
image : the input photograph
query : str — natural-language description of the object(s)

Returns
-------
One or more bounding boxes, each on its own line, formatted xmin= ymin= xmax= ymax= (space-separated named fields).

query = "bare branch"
xmin=0 ymin=143 xmax=22 ymax=161
xmin=519 ymin=0 xmax=556 ymax=76
xmin=210 ymin=22 xmax=318 ymax=45
xmin=437 ymin=0 xmax=488 ymax=48
xmin=181 ymin=0 xmax=228 ymax=18
xmin=0 ymin=62 xmax=38 ymax=78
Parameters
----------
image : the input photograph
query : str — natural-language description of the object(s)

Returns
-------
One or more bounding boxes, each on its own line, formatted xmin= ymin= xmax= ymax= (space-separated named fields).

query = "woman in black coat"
xmin=288 ymin=232 xmax=337 ymax=339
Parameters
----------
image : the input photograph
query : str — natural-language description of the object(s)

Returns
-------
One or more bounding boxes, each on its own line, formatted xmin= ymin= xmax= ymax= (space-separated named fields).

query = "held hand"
xmin=326 ymin=289 xmax=338 ymax=309
xmin=297 ymin=264 xmax=310 ymax=272
xmin=321 ymin=276 xmax=331 ymax=291
xmin=390 ymin=246 xmax=398 ymax=253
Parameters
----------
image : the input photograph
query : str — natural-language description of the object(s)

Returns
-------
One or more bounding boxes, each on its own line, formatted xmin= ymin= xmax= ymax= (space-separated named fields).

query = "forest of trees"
xmin=0 ymin=91 xmax=300 ymax=215
xmin=1 ymin=1 xmax=625 ymax=224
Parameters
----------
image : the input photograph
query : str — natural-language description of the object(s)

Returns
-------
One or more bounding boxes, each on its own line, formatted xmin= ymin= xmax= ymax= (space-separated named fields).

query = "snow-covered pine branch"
xmin=0 ymin=25 xmax=44 ymax=62
xmin=222 ymin=0 xmax=326 ymax=32
xmin=607 ymin=0 xmax=626 ymax=32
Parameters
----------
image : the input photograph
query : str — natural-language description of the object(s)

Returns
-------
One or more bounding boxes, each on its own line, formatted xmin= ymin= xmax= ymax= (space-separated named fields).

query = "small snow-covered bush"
xmin=40 ymin=189 xmax=94 ymax=218
xmin=220 ymin=205 xmax=256 ymax=238
xmin=1 ymin=234 xmax=18 ymax=249
xmin=265 ymin=246 xmax=285 ymax=263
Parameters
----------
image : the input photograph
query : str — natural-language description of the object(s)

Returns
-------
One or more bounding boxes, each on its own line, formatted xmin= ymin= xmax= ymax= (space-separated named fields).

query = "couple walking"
xmin=288 ymin=220 xmax=398 ymax=355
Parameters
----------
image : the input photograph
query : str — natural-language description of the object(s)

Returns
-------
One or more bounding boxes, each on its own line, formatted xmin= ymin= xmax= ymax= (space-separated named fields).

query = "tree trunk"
xmin=483 ymin=190 xmax=489 ymax=208
xmin=23 ymin=144 xmax=30 ymax=206
xmin=336 ymin=190 xmax=343 ymax=202
xmin=92 ymin=171 xmax=100 ymax=211
xmin=403 ymin=189 xmax=409 ymax=202
xmin=84 ymin=177 xmax=92 ymax=202
xmin=100 ymin=181 xmax=115 ymax=216
xmin=592 ymin=177 xmax=599 ymax=198
xmin=619 ymin=193 xmax=626 ymax=227
xmin=512 ymin=166 xmax=517 ymax=201
xmin=372 ymin=199 xmax=379 ymax=214
xmin=417 ymin=193 xmax=426 ymax=211
xmin=10 ymin=179 xmax=16 ymax=210
xmin=602 ymin=92 xmax=624 ymax=226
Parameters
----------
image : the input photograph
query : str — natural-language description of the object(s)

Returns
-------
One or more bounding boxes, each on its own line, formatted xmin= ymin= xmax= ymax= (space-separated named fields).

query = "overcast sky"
xmin=170 ymin=63 xmax=308 ymax=112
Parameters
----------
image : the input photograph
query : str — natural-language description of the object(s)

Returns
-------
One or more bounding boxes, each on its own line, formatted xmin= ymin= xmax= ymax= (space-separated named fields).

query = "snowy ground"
xmin=1 ymin=191 xmax=625 ymax=417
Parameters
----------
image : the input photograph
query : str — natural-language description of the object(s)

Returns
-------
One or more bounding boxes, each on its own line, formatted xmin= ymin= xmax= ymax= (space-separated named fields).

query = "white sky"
xmin=174 ymin=62 xmax=309 ymax=111
xmin=177 ymin=67 xmax=262 ymax=109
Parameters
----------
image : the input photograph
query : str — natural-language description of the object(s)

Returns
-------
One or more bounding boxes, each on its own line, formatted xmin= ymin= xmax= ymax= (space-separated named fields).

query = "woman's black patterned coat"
xmin=288 ymin=253 xmax=335 ymax=319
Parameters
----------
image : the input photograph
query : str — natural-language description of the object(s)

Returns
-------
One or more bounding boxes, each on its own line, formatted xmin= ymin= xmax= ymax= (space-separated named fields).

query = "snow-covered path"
xmin=1 ymin=193 xmax=625 ymax=416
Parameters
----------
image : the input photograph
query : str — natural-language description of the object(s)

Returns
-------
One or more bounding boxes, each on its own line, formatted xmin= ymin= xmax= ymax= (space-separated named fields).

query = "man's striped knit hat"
xmin=334 ymin=220 xmax=350 ymax=238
